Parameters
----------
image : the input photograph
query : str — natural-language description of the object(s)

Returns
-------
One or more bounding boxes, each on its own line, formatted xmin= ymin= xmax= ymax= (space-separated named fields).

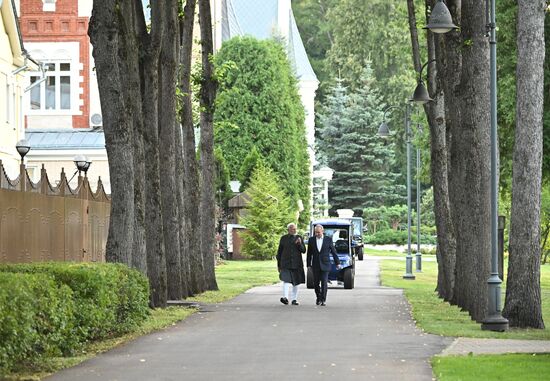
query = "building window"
xmin=43 ymin=0 xmax=56 ymax=12
xmin=29 ymin=62 xmax=71 ymax=111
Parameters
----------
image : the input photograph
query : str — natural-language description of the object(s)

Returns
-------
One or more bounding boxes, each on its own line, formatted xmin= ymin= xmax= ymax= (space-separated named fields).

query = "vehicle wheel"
xmin=358 ymin=247 xmax=364 ymax=261
xmin=344 ymin=268 xmax=354 ymax=289
xmin=307 ymin=267 xmax=314 ymax=289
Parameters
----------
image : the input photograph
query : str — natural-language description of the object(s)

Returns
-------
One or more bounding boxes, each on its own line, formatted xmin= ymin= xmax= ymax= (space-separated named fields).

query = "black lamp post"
xmin=15 ymin=139 xmax=31 ymax=163
xmin=425 ymin=0 xmax=508 ymax=331
xmin=379 ymin=104 xmax=415 ymax=280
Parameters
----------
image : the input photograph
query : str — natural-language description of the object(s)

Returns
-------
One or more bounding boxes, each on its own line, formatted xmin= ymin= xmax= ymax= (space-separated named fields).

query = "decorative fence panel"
xmin=0 ymin=160 xmax=110 ymax=263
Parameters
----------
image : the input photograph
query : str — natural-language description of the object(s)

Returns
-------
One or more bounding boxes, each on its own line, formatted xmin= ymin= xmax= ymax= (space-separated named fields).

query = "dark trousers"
xmin=313 ymin=267 xmax=329 ymax=302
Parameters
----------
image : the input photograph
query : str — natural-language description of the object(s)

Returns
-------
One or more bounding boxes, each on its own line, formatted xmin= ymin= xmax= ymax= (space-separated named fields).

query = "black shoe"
xmin=316 ymin=298 xmax=321 ymax=305
xmin=291 ymin=300 xmax=299 ymax=306
xmin=280 ymin=297 xmax=289 ymax=305
xmin=320 ymin=302 xmax=326 ymax=306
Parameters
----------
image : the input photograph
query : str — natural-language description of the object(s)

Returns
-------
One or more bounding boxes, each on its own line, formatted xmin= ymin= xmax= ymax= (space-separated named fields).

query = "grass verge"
xmin=432 ymin=354 xmax=550 ymax=381
xmin=364 ymin=246 xmax=437 ymax=258
xmin=4 ymin=260 xmax=279 ymax=380
xmin=378 ymin=258 xmax=550 ymax=339
xmin=189 ymin=259 xmax=279 ymax=304
xmin=376 ymin=250 xmax=550 ymax=380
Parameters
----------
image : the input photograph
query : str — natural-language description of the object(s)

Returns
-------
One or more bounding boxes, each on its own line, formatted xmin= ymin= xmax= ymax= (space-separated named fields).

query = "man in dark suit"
xmin=307 ymin=224 xmax=340 ymax=306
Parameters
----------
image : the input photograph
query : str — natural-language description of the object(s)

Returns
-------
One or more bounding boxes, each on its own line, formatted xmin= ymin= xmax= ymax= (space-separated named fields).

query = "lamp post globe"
xmin=74 ymin=155 xmax=88 ymax=174
xmin=15 ymin=139 xmax=31 ymax=162
xmin=411 ymin=81 xmax=433 ymax=104
xmin=83 ymin=159 xmax=92 ymax=175
xmin=378 ymin=121 xmax=390 ymax=137
xmin=424 ymin=0 xmax=458 ymax=34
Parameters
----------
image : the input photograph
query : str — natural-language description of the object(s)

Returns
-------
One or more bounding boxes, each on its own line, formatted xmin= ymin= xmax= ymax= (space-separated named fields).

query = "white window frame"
xmin=29 ymin=62 xmax=72 ymax=112
xmin=25 ymin=42 xmax=80 ymax=116
xmin=43 ymin=0 xmax=56 ymax=12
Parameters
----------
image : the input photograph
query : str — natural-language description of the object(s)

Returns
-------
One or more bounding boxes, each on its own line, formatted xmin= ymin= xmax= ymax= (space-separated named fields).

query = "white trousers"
xmin=282 ymin=282 xmax=299 ymax=301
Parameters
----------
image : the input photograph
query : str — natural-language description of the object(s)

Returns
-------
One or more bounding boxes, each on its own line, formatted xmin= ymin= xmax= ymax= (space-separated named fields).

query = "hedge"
xmin=0 ymin=263 xmax=149 ymax=373
xmin=364 ymin=229 xmax=437 ymax=245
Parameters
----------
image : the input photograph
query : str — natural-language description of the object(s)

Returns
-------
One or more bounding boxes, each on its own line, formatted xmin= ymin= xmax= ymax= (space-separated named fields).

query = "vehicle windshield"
xmin=324 ymin=228 xmax=349 ymax=242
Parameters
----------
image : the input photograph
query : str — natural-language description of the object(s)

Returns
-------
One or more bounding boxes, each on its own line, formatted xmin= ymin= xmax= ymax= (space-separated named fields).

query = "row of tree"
xmin=89 ymin=0 xmax=218 ymax=307
xmin=294 ymin=0 xmax=547 ymax=328
xmin=405 ymin=0 xmax=546 ymax=328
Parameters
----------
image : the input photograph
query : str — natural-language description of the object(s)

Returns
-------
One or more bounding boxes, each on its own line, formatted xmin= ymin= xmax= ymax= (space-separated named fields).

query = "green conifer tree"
xmin=318 ymin=64 xmax=404 ymax=214
xmin=240 ymin=164 xmax=294 ymax=260
xmin=214 ymin=37 xmax=311 ymax=221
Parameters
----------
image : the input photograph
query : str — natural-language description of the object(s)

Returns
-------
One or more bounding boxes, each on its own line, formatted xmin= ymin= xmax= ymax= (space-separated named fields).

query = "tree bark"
xmin=175 ymin=122 xmax=191 ymax=298
xmin=420 ymin=0 xmax=457 ymax=302
xmin=451 ymin=0 xmax=491 ymax=322
xmin=131 ymin=0 xmax=147 ymax=275
xmin=180 ymin=0 xmax=206 ymax=295
xmin=89 ymin=0 xmax=135 ymax=267
xmin=139 ymin=0 xmax=167 ymax=308
xmin=199 ymin=0 xmax=219 ymax=291
xmin=503 ymin=0 xmax=545 ymax=329
xmin=159 ymin=0 xmax=184 ymax=300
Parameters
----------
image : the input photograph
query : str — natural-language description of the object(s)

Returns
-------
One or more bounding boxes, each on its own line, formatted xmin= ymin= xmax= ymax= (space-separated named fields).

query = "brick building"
xmin=15 ymin=0 xmax=108 ymax=192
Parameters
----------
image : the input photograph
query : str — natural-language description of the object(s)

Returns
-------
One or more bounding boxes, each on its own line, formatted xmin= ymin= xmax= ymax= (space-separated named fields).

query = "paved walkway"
xmin=442 ymin=338 xmax=550 ymax=356
xmin=44 ymin=257 xmax=550 ymax=381
xmin=46 ymin=258 xmax=451 ymax=381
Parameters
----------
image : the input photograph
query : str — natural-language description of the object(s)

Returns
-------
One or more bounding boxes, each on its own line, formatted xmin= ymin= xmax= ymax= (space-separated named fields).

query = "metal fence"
xmin=0 ymin=161 xmax=110 ymax=263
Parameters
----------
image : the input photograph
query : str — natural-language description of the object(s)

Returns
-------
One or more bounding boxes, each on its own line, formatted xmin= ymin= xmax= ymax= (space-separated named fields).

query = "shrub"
xmin=0 ymin=272 xmax=76 ymax=373
xmin=0 ymin=263 xmax=149 ymax=343
xmin=364 ymin=229 xmax=437 ymax=245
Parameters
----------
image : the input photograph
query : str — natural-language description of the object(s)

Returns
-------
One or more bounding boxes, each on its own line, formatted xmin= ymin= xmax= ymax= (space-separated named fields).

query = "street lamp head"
xmin=424 ymin=0 xmax=458 ymax=34
xmin=74 ymin=155 xmax=88 ymax=173
xmin=378 ymin=121 xmax=390 ymax=137
xmin=15 ymin=139 xmax=31 ymax=161
xmin=83 ymin=159 xmax=92 ymax=175
xmin=411 ymin=81 xmax=433 ymax=104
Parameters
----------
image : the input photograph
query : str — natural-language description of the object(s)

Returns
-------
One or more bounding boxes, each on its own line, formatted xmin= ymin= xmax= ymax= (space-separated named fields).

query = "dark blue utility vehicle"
xmin=306 ymin=219 xmax=355 ymax=289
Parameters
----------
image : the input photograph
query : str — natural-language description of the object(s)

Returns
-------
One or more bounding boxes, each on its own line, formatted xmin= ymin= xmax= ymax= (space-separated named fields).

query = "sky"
xmin=142 ymin=0 xmax=151 ymax=22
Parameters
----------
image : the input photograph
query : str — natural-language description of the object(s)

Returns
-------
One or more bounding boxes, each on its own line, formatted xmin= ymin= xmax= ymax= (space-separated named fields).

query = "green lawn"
xmin=432 ymin=354 xmax=550 ymax=381
xmin=190 ymin=259 xmax=279 ymax=304
xmin=6 ymin=260 xmax=279 ymax=380
xmin=374 ymin=248 xmax=550 ymax=381
xmin=378 ymin=257 xmax=550 ymax=339
xmin=364 ymin=246 xmax=437 ymax=258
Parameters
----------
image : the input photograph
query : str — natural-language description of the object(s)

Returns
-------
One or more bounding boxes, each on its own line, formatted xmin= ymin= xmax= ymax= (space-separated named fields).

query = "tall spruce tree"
xmin=318 ymin=65 xmax=403 ymax=214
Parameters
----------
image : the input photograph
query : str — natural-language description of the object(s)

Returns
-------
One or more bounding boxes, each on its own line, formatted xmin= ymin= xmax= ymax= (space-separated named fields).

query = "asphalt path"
xmin=46 ymin=258 xmax=451 ymax=381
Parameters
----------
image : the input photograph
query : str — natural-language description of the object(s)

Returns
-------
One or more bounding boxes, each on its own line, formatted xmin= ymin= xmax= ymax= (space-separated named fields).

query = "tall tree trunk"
xmin=433 ymin=0 xmax=463 ymax=307
xmin=422 ymin=0 xmax=457 ymax=302
xmin=180 ymin=0 xmax=206 ymax=295
xmin=175 ymin=122 xmax=191 ymax=298
xmin=503 ymin=0 xmax=545 ymax=329
xmin=451 ymin=0 xmax=491 ymax=322
xmin=131 ymin=0 xmax=147 ymax=275
xmin=139 ymin=0 xmax=167 ymax=308
xmin=159 ymin=0 xmax=184 ymax=300
xmin=199 ymin=0 xmax=219 ymax=291
xmin=89 ymin=0 xmax=135 ymax=266
xmin=173 ymin=4 xmax=189 ymax=300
